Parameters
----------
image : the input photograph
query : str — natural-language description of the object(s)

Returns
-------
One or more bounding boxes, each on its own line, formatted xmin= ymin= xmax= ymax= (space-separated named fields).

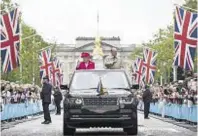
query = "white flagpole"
xmin=19 ymin=10 xmax=23 ymax=84
xmin=173 ymin=66 xmax=177 ymax=81
xmin=135 ymin=55 xmax=142 ymax=58
xmin=97 ymin=10 xmax=99 ymax=37
xmin=32 ymin=36 xmax=35 ymax=85
xmin=143 ymin=47 xmax=157 ymax=53
xmin=38 ymin=45 xmax=54 ymax=52
xmin=160 ymin=75 xmax=163 ymax=85
xmin=173 ymin=6 xmax=178 ymax=82
xmin=22 ymin=34 xmax=37 ymax=40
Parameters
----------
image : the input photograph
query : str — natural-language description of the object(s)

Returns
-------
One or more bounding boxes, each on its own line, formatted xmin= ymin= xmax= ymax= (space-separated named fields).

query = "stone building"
xmin=55 ymin=36 xmax=135 ymax=83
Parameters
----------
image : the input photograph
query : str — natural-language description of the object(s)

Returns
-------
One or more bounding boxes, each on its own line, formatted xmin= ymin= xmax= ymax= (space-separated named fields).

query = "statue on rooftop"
xmin=92 ymin=37 xmax=104 ymax=60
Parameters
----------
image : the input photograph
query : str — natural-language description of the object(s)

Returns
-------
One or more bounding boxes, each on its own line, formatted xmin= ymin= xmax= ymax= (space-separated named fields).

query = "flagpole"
xmin=19 ymin=11 xmax=23 ymax=84
xmin=22 ymin=34 xmax=37 ymax=40
xmin=173 ymin=6 xmax=177 ymax=82
xmin=174 ymin=4 xmax=198 ymax=12
xmin=160 ymin=75 xmax=163 ymax=85
xmin=37 ymin=45 xmax=53 ymax=52
xmin=32 ymin=36 xmax=35 ymax=85
xmin=143 ymin=47 xmax=157 ymax=52
xmin=97 ymin=10 xmax=99 ymax=37
xmin=173 ymin=66 xmax=177 ymax=81
xmin=135 ymin=55 xmax=142 ymax=58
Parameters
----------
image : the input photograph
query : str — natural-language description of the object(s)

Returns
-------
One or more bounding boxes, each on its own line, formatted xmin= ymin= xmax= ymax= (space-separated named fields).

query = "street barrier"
xmin=0 ymin=101 xmax=55 ymax=121
xmin=139 ymin=102 xmax=197 ymax=123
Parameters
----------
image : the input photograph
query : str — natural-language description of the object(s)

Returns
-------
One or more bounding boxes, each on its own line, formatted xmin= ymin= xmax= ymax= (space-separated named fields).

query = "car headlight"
xmin=74 ymin=98 xmax=83 ymax=105
xmin=68 ymin=98 xmax=83 ymax=105
xmin=120 ymin=97 xmax=133 ymax=104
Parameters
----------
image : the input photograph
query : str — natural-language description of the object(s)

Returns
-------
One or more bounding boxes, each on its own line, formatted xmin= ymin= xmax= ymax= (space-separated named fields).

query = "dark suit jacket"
xmin=40 ymin=83 xmax=52 ymax=104
xmin=143 ymin=89 xmax=152 ymax=103
xmin=53 ymin=91 xmax=63 ymax=103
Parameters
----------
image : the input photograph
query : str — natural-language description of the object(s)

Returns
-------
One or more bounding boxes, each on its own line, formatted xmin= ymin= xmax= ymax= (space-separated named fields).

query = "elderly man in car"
xmin=104 ymin=47 xmax=123 ymax=69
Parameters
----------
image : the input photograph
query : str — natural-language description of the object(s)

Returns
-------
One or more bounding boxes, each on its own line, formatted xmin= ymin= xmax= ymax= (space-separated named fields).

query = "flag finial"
xmin=97 ymin=10 xmax=99 ymax=37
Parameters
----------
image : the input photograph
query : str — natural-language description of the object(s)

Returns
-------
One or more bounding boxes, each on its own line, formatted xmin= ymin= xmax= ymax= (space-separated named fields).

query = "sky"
xmin=13 ymin=0 xmax=184 ymax=45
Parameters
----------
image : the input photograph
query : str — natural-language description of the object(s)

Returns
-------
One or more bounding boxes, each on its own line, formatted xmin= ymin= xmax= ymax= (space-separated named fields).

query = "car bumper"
xmin=64 ymin=107 xmax=137 ymax=128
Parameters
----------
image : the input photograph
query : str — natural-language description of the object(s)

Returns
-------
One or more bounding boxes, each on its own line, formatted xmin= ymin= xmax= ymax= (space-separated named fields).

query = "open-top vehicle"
xmin=61 ymin=69 xmax=139 ymax=135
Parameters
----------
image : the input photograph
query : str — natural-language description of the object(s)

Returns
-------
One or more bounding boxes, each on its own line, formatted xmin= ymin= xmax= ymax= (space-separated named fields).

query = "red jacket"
xmin=76 ymin=61 xmax=95 ymax=70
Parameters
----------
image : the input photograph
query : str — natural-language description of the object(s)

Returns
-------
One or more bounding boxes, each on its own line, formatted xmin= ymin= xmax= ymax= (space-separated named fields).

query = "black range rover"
xmin=61 ymin=69 xmax=139 ymax=135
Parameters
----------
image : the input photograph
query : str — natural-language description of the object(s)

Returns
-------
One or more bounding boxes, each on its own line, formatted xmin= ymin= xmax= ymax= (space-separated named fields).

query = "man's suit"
xmin=40 ymin=83 xmax=52 ymax=122
xmin=104 ymin=55 xmax=123 ymax=69
xmin=54 ymin=89 xmax=63 ymax=114
xmin=143 ymin=88 xmax=152 ymax=118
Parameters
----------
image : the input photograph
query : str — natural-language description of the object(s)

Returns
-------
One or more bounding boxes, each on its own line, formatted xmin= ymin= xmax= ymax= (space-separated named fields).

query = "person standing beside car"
xmin=40 ymin=76 xmax=52 ymax=124
xmin=143 ymin=85 xmax=152 ymax=119
xmin=53 ymin=86 xmax=63 ymax=115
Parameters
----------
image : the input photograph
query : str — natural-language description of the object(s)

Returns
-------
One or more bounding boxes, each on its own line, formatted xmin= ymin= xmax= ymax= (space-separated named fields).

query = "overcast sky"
xmin=14 ymin=0 xmax=184 ymax=44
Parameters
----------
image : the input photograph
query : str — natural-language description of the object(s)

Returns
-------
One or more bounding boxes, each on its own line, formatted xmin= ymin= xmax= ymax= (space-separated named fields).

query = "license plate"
xmin=83 ymin=105 xmax=119 ymax=113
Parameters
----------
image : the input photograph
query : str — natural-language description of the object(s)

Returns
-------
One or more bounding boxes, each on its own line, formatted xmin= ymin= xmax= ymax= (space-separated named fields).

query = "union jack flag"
xmin=142 ymin=48 xmax=157 ymax=84
xmin=135 ymin=57 xmax=144 ymax=87
xmin=173 ymin=6 xmax=198 ymax=70
xmin=131 ymin=59 xmax=139 ymax=83
xmin=0 ymin=8 xmax=20 ymax=73
xmin=58 ymin=62 xmax=64 ymax=85
xmin=39 ymin=48 xmax=52 ymax=83
xmin=50 ymin=57 xmax=62 ymax=87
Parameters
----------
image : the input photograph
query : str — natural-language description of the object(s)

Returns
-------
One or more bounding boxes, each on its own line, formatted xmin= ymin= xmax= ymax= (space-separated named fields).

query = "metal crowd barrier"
xmin=138 ymin=102 xmax=197 ymax=123
xmin=0 ymin=101 xmax=55 ymax=121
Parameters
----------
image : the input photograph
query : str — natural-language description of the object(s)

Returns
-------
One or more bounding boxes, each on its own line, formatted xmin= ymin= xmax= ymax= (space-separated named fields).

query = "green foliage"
xmin=130 ymin=46 xmax=143 ymax=60
xmin=183 ymin=0 xmax=197 ymax=12
xmin=130 ymin=0 xmax=197 ymax=83
xmin=152 ymin=26 xmax=174 ymax=82
xmin=1 ymin=0 xmax=51 ymax=85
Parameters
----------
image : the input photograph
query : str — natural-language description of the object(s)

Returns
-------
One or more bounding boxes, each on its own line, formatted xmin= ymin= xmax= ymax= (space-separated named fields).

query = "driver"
xmin=76 ymin=52 xmax=95 ymax=70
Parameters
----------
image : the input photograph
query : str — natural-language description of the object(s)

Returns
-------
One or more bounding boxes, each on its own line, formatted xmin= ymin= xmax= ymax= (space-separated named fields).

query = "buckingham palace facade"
xmin=54 ymin=36 xmax=136 ymax=84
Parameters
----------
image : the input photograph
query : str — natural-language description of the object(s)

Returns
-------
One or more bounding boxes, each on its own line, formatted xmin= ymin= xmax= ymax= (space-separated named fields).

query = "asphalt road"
xmin=1 ymin=112 xmax=197 ymax=136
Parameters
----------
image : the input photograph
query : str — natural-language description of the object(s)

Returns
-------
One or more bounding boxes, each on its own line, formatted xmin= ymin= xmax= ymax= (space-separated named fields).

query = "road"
xmin=1 ymin=112 xmax=197 ymax=136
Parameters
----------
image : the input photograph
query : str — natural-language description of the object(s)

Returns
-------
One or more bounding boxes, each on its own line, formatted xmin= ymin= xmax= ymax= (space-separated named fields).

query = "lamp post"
xmin=163 ymin=62 xmax=167 ymax=84
xmin=158 ymin=69 xmax=162 ymax=86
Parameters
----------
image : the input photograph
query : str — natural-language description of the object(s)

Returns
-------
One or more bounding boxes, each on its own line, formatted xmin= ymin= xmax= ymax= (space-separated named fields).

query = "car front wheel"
xmin=63 ymin=122 xmax=75 ymax=136
xmin=124 ymin=125 xmax=138 ymax=135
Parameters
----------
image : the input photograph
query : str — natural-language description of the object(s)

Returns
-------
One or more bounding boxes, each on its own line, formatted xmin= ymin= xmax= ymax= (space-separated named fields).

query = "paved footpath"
xmin=1 ymin=112 xmax=197 ymax=136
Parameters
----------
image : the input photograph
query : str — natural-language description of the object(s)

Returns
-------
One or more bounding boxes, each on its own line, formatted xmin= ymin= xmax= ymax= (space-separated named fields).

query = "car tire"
xmin=124 ymin=112 xmax=138 ymax=135
xmin=124 ymin=125 xmax=138 ymax=135
xmin=63 ymin=122 xmax=75 ymax=136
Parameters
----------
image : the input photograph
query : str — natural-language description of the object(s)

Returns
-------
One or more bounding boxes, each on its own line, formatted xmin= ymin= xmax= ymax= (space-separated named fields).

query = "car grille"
xmin=83 ymin=98 xmax=118 ymax=105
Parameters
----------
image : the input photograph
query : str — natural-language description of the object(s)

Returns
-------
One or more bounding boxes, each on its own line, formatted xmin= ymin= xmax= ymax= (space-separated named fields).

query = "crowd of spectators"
xmin=151 ymin=74 xmax=197 ymax=106
xmin=136 ymin=73 xmax=197 ymax=118
xmin=0 ymin=80 xmax=41 ymax=105
xmin=137 ymin=73 xmax=197 ymax=105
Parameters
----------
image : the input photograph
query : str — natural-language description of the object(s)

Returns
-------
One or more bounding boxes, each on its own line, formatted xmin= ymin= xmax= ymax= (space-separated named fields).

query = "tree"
xmin=130 ymin=46 xmax=143 ymax=60
xmin=130 ymin=0 xmax=197 ymax=84
xmin=183 ymin=0 xmax=197 ymax=11
xmin=1 ymin=0 xmax=52 ymax=85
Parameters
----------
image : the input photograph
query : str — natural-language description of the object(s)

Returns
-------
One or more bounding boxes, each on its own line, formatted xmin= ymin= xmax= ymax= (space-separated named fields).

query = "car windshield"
xmin=70 ymin=71 xmax=130 ymax=90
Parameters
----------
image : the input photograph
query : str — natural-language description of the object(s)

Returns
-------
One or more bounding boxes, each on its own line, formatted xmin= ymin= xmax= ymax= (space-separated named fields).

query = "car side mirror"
xmin=60 ymin=84 xmax=69 ymax=90
xmin=131 ymin=84 xmax=139 ymax=90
